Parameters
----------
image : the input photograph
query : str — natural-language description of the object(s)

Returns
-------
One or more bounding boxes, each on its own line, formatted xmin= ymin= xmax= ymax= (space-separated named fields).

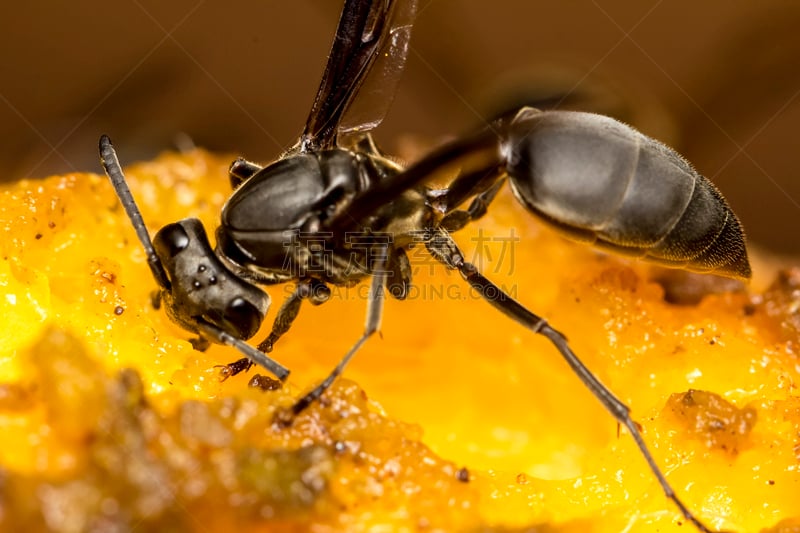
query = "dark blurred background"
xmin=1 ymin=1 xmax=798 ymax=255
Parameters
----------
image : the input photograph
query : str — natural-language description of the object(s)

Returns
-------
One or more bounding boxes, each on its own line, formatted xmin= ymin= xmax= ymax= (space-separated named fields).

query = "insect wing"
xmin=337 ymin=0 xmax=417 ymax=136
xmin=301 ymin=0 xmax=416 ymax=150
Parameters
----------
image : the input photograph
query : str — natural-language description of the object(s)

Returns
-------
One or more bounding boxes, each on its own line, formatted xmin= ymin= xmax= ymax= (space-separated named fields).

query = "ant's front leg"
xmin=229 ymin=158 xmax=263 ymax=189
xmin=424 ymin=226 xmax=716 ymax=533
xmin=198 ymin=320 xmax=290 ymax=381
xmin=258 ymin=278 xmax=331 ymax=352
xmin=217 ymin=278 xmax=331 ymax=381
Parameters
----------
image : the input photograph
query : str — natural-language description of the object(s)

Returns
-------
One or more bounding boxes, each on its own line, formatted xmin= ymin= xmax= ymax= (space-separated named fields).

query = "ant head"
xmin=99 ymin=135 xmax=270 ymax=344
xmin=152 ymin=219 xmax=270 ymax=341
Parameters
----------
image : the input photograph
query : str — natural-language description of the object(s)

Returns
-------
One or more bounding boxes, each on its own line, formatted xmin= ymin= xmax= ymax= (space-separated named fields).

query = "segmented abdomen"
xmin=503 ymin=109 xmax=750 ymax=279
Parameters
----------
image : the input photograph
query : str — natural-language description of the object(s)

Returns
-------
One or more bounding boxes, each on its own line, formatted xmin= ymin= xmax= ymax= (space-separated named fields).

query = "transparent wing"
xmin=338 ymin=0 xmax=417 ymax=135
xmin=300 ymin=0 xmax=418 ymax=151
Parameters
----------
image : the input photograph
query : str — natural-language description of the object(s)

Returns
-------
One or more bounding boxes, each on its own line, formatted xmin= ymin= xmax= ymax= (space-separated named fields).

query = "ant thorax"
xmin=215 ymin=141 xmax=426 ymax=287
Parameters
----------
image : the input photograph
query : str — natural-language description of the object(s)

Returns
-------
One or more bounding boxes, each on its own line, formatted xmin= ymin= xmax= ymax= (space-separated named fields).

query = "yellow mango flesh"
xmin=0 ymin=149 xmax=798 ymax=532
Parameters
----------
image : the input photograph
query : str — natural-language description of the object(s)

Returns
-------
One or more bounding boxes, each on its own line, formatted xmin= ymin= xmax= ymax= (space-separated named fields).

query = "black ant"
xmin=99 ymin=1 xmax=749 ymax=531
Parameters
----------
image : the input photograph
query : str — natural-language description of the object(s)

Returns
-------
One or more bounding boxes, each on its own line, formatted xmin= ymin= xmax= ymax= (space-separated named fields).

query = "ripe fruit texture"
xmin=0 ymin=149 xmax=797 ymax=532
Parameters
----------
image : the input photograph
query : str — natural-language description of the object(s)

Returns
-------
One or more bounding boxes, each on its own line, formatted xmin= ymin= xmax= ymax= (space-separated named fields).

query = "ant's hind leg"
xmin=424 ymin=226 xmax=716 ymax=533
xmin=439 ymin=178 xmax=506 ymax=233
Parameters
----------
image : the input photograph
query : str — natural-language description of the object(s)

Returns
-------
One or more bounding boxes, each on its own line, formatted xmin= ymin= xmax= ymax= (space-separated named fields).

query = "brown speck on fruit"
xmin=0 ymin=382 xmax=36 ymax=411
xmin=651 ymin=268 xmax=746 ymax=305
xmin=248 ymin=374 xmax=282 ymax=391
xmin=667 ymin=389 xmax=757 ymax=455
xmin=456 ymin=467 xmax=469 ymax=483
xmin=114 ymin=306 xmax=124 ymax=316
xmin=272 ymin=407 xmax=295 ymax=429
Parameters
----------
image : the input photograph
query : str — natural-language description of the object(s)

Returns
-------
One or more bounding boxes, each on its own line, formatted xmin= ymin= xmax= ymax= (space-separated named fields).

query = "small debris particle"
xmin=248 ymin=374 xmax=282 ymax=391
xmin=667 ymin=389 xmax=757 ymax=455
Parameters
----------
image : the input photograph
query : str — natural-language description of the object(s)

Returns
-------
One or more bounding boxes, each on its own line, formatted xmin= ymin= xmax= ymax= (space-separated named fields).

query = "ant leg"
xmin=195 ymin=320 xmax=290 ymax=382
xmin=425 ymin=227 xmax=715 ymax=533
xmin=216 ymin=357 xmax=253 ymax=381
xmin=150 ymin=290 xmax=162 ymax=310
xmin=439 ymin=179 xmax=506 ymax=233
xmin=426 ymin=166 xmax=503 ymax=215
xmin=220 ymin=286 xmax=307 ymax=379
xmin=288 ymin=245 xmax=389 ymax=416
xmin=218 ymin=279 xmax=331 ymax=380
xmin=386 ymin=248 xmax=412 ymax=300
xmin=229 ymin=158 xmax=263 ymax=189
xmin=463 ymin=179 xmax=505 ymax=221
xmin=329 ymin=126 xmax=502 ymax=233
xmin=258 ymin=279 xmax=331 ymax=352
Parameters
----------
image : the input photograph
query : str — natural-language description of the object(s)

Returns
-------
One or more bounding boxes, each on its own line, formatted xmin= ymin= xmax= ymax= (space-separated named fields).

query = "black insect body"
xmin=218 ymin=139 xmax=412 ymax=288
xmin=503 ymin=109 xmax=749 ymax=278
xmin=99 ymin=1 xmax=749 ymax=531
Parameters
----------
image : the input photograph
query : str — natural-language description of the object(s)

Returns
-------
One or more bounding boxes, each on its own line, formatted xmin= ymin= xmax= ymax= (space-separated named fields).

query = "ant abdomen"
xmin=504 ymin=108 xmax=750 ymax=280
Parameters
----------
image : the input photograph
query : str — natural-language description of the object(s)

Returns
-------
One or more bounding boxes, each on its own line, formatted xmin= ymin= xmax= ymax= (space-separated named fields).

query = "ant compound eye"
xmin=154 ymin=223 xmax=190 ymax=258
xmin=225 ymin=297 xmax=263 ymax=340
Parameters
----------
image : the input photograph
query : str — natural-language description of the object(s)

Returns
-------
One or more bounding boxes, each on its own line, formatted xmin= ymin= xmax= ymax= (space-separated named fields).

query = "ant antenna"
xmin=99 ymin=135 xmax=171 ymax=290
